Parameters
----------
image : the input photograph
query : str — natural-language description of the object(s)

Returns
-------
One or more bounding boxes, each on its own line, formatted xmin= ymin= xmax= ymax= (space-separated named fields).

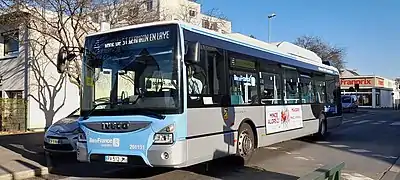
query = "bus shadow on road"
xmin=181 ymin=150 xmax=298 ymax=180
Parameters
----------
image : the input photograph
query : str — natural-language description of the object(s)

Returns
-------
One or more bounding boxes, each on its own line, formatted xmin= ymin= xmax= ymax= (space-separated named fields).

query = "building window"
xmin=6 ymin=90 xmax=23 ymax=99
xmin=210 ymin=22 xmax=218 ymax=30
xmin=202 ymin=19 xmax=210 ymax=29
xmin=189 ymin=9 xmax=197 ymax=17
xmin=146 ymin=0 xmax=153 ymax=11
xmin=2 ymin=31 xmax=19 ymax=56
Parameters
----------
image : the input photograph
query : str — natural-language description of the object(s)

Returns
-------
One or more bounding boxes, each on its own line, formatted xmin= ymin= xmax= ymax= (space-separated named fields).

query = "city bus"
xmin=56 ymin=20 xmax=342 ymax=168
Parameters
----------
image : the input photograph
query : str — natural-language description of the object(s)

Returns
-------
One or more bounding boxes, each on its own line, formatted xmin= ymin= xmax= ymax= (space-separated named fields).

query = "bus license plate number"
xmin=105 ymin=156 xmax=128 ymax=163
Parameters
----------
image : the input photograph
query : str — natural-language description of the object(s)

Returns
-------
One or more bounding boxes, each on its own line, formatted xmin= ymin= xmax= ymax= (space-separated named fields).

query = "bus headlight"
xmin=153 ymin=124 xmax=175 ymax=144
xmin=78 ymin=129 xmax=87 ymax=143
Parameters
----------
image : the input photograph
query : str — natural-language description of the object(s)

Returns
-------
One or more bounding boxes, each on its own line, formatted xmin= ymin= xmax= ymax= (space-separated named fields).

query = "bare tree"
xmin=29 ymin=36 xmax=67 ymax=127
xmin=0 ymin=0 xmax=230 ymax=95
xmin=294 ymin=35 xmax=346 ymax=70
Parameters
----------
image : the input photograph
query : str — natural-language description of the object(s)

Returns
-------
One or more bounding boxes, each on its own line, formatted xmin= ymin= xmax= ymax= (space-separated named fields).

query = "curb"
xmin=380 ymin=157 xmax=400 ymax=180
xmin=0 ymin=167 xmax=49 ymax=180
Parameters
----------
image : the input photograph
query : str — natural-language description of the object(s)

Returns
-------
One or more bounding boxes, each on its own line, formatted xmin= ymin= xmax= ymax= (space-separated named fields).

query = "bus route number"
xmin=130 ymin=144 xmax=145 ymax=150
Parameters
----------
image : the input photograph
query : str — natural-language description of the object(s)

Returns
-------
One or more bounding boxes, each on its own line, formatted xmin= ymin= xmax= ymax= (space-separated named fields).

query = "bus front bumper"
xmin=76 ymin=140 xmax=187 ymax=168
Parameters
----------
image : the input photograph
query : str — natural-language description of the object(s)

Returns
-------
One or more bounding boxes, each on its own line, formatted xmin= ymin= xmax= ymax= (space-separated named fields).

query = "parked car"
xmin=43 ymin=108 xmax=80 ymax=161
xmin=342 ymin=95 xmax=358 ymax=113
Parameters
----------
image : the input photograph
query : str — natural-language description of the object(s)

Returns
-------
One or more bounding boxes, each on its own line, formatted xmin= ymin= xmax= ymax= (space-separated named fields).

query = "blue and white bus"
xmin=56 ymin=20 xmax=342 ymax=168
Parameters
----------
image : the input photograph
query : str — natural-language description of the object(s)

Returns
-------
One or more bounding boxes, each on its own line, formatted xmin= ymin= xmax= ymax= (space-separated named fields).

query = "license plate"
xmin=48 ymin=138 xmax=60 ymax=144
xmin=105 ymin=155 xmax=128 ymax=163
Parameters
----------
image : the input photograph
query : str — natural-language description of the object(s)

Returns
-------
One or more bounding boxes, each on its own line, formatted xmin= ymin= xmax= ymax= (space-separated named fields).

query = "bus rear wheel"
xmin=237 ymin=123 xmax=255 ymax=164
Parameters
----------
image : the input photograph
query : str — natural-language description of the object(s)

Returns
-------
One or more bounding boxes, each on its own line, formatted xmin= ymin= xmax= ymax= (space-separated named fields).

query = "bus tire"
xmin=236 ymin=123 xmax=255 ymax=164
xmin=316 ymin=114 xmax=328 ymax=140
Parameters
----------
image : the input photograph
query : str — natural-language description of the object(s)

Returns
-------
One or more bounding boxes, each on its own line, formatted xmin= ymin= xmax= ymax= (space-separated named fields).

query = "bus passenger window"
xmin=260 ymin=72 xmax=282 ymax=105
xmin=230 ymin=71 xmax=258 ymax=105
xmin=325 ymin=75 xmax=340 ymax=105
xmin=283 ymin=68 xmax=300 ymax=104
xmin=187 ymin=44 xmax=227 ymax=108
xmin=315 ymin=80 xmax=326 ymax=103
xmin=299 ymin=75 xmax=315 ymax=104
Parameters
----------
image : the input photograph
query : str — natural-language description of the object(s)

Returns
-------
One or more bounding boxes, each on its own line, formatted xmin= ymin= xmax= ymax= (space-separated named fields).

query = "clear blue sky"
xmin=200 ymin=0 xmax=400 ymax=79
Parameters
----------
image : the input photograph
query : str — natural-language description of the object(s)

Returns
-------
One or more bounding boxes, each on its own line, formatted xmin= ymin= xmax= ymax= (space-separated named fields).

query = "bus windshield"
xmin=81 ymin=24 xmax=181 ymax=117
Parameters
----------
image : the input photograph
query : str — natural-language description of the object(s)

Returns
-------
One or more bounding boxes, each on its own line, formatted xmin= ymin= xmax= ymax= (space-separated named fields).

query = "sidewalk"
xmin=380 ymin=157 xmax=400 ymax=180
xmin=0 ymin=132 xmax=49 ymax=180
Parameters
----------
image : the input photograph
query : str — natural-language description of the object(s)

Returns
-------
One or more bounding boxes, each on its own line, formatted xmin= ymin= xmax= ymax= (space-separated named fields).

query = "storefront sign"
xmin=376 ymin=78 xmax=384 ymax=87
xmin=340 ymin=77 xmax=393 ymax=89
xmin=340 ymin=78 xmax=373 ymax=86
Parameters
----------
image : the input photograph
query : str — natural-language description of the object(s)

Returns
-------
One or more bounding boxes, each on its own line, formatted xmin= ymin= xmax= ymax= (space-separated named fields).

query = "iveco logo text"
xmin=89 ymin=138 xmax=120 ymax=147
xmin=101 ymin=122 xmax=129 ymax=130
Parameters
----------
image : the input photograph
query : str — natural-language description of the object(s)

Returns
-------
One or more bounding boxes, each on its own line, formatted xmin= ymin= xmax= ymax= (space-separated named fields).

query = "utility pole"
xmin=268 ymin=13 xmax=276 ymax=43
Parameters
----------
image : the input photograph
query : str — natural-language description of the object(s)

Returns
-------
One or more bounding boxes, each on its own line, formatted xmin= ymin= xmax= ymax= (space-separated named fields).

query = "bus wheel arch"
xmin=236 ymin=119 xmax=257 ymax=164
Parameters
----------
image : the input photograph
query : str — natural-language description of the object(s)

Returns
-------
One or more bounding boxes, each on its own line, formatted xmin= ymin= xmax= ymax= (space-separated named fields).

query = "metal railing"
xmin=298 ymin=162 xmax=345 ymax=180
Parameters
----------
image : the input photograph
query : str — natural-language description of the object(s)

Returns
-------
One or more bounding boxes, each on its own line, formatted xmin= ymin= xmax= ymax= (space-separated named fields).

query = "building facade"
xmin=89 ymin=0 xmax=232 ymax=34
xmin=0 ymin=12 xmax=80 ymax=131
xmin=340 ymin=69 xmax=398 ymax=108
xmin=0 ymin=0 xmax=232 ymax=131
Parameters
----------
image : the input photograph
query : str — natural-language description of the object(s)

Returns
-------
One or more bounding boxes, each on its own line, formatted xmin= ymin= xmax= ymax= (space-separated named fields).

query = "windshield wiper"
xmin=82 ymin=101 xmax=166 ymax=120
xmin=83 ymin=102 xmax=117 ymax=120
xmin=131 ymin=108 xmax=166 ymax=120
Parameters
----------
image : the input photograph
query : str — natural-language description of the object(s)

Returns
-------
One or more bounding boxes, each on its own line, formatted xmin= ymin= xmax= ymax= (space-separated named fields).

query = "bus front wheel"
xmin=236 ymin=123 xmax=255 ymax=164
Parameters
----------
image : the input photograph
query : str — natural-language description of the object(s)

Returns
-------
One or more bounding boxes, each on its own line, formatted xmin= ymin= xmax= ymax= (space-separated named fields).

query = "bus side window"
xmin=187 ymin=45 xmax=227 ymax=108
xmin=299 ymin=74 xmax=315 ymax=104
xmin=228 ymin=52 xmax=258 ymax=106
xmin=314 ymin=78 xmax=326 ymax=104
xmin=283 ymin=67 xmax=300 ymax=104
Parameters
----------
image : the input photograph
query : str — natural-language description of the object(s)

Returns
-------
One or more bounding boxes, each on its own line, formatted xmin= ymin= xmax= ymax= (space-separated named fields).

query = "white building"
xmin=89 ymin=0 xmax=232 ymax=34
xmin=340 ymin=69 xmax=398 ymax=108
xmin=0 ymin=11 xmax=80 ymax=131
xmin=0 ymin=0 xmax=232 ymax=131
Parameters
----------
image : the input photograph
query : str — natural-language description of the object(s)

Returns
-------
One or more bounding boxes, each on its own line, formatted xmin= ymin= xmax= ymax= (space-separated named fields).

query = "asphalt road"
xmin=28 ymin=109 xmax=400 ymax=180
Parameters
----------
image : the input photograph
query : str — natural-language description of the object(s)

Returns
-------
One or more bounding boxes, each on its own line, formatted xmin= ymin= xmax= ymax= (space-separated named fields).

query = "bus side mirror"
xmin=56 ymin=46 xmax=82 ymax=73
xmin=184 ymin=41 xmax=200 ymax=64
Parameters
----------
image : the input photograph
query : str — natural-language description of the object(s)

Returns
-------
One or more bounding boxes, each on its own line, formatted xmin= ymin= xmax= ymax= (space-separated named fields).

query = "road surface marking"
xmin=352 ymin=120 xmax=370 ymax=125
xmin=379 ymin=120 xmax=387 ymax=123
xmin=264 ymin=146 xmax=281 ymax=150
xmin=371 ymin=154 xmax=397 ymax=159
xmin=341 ymin=172 xmax=374 ymax=180
xmin=294 ymin=156 xmax=310 ymax=161
xmin=349 ymin=149 xmax=371 ymax=153
xmin=371 ymin=122 xmax=382 ymax=125
xmin=389 ymin=122 xmax=400 ymax=126
xmin=343 ymin=119 xmax=356 ymax=123
xmin=315 ymin=141 xmax=331 ymax=144
xmin=329 ymin=144 xmax=350 ymax=148
xmin=348 ymin=114 xmax=370 ymax=120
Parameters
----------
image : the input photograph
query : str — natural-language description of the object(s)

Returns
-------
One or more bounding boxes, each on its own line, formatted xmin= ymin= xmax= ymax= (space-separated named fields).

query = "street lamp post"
xmin=268 ymin=13 xmax=276 ymax=43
